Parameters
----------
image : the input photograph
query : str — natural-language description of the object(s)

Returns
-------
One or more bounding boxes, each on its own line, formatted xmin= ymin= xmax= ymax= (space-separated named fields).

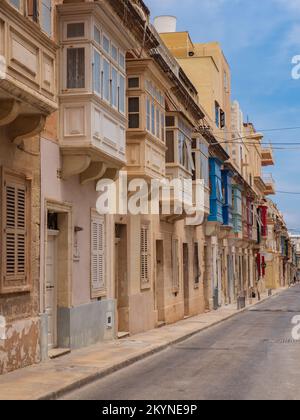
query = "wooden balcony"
xmin=261 ymin=146 xmax=274 ymax=167
xmin=126 ymin=131 xmax=166 ymax=181
xmin=263 ymin=174 xmax=276 ymax=196
xmin=0 ymin=1 xmax=57 ymax=140
xmin=160 ymin=165 xmax=194 ymax=222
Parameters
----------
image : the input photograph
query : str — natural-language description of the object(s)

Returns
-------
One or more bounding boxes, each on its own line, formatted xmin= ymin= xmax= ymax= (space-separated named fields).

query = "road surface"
xmin=62 ymin=286 xmax=300 ymax=400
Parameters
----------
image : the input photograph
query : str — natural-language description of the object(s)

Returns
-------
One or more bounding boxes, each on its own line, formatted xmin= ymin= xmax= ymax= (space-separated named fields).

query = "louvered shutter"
xmin=91 ymin=215 xmax=105 ymax=297
xmin=141 ymin=225 xmax=150 ymax=286
xmin=172 ymin=238 xmax=180 ymax=291
xmin=1 ymin=170 xmax=30 ymax=294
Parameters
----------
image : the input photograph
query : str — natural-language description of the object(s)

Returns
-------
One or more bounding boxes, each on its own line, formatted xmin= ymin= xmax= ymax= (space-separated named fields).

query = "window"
xmin=220 ymin=109 xmax=226 ymax=129
xmin=166 ymin=131 xmax=175 ymax=163
xmin=128 ymin=97 xmax=140 ymax=129
xmin=102 ymin=58 xmax=110 ymax=101
xmin=128 ymin=77 xmax=140 ymax=89
xmin=172 ymin=238 xmax=180 ymax=292
xmin=27 ymin=0 xmax=38 ymax=22
xmin=119 ymin=75 xmax=125 ymax=114
xmin=151 ymin=102 xmax=155 ymax=135
xmin=215 ymin=102 xmax=220 ymax=128
xmin=111 ymin=67 xmax=118 ymax=108
xmin=141 ymin=225 xmax=150 ymax=286
xmin=161 ymin=112 xmax=165 ymax=142
xmin=146 ymin=97 xmax=151 ymax=132
xmin=67 ymin=48 xmax=85 ymax=89
xmin=1 ymin=169 xmax=30 ymax=294
xmin=194 ymin=243 xmax=201 ymax=286
xmin=67 ymin=22 xmax=85 ymax=39
xmin=103 ymin=35 xmax=110 ymax=54
xmin=40 ymin=0 xmax=52 ymax=36
xmin=156 ymin=109 xmax=160 ymax=138
xmin=93 ymin=50 xmax=101 ymax=95
xmin=10 ymin=0 xmax=21 ymax=10
xmin=166 ymin=116 xmax=175 ymax=127
xmin=111 ymin=45 xmax=118 ymax=62
xmin=119 ymin=53 xmax=125 ymax=70
xmin=91 ymin=214 xmax=106 ymax=298
xmin=94 ymin=26 xmax=101 ymax=45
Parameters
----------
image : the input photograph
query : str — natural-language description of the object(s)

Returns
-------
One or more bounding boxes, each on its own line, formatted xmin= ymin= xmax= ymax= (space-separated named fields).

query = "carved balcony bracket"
xmin=8 ymin=114 xmax=46 ymax=146
xmin=80 ymin=162 xmax=108 ymax=185
xmin=62 ymin=154 xmax=91 ymax=180
xmin=0 ymin=99 xmax=20 ymax=127
xmin=102 ymin=168 xmax=119 ymax=181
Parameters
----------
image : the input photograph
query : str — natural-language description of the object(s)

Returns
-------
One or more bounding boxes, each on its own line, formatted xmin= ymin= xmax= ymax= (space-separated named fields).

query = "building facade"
xmin=0 ymin=2 xmax=293 ymax=375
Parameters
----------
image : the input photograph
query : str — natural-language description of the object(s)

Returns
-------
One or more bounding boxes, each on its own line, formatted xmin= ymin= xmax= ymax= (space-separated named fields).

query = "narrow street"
xmin=63 ymin=286 xmax=300 ymax=401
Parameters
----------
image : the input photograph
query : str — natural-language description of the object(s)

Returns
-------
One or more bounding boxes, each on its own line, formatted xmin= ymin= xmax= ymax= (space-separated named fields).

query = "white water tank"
xmin=154 ymin=16 xmax=177 ymax=33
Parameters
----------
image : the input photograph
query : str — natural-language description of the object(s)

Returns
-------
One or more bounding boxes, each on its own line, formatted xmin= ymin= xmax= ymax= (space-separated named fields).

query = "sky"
xmin=146 ymin=0 xmax=300 ymax=232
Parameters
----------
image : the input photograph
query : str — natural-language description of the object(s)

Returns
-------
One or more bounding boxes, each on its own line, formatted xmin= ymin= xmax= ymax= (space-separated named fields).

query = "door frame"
xmin=46 ymin=229 xmax=59 ymax=349
xmin=43 ymin=200 xmax=73 ymax=350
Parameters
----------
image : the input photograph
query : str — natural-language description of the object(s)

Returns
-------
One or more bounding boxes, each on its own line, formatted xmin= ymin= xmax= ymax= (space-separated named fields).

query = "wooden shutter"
xmin=172 ymin=238 xmax=180 ymax=292
xmin=1 ymin=169 xmax=30 ymax=294
xmin=141 ymin=225 xmax=150 ymax=286
xmin=91 ymin=214 xmax=105 ymax=298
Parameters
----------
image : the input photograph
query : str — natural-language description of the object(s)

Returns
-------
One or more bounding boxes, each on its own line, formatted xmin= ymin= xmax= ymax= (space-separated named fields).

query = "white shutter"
xmin=141 ymin=225 xmax=150 ymax=286
xmin=91 ymin=215 xmax=105 ymax=297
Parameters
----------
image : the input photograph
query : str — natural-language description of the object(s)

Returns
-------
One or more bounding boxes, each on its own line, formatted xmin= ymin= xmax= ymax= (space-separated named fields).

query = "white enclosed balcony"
xmin=58 ymin=2 xmax=136 ymax=183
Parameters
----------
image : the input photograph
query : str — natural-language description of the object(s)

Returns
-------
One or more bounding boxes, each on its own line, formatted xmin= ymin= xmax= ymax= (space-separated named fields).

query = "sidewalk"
xmin=0 ymin=287 xmax=287 ymax=400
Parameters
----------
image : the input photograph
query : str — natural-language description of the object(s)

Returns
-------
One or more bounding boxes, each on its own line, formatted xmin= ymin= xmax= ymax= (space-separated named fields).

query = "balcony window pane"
xmin=151 ymin=102 xmax=155 ymax=135
xmin=41 ymin=0 xmax=52 ymax=36
xmin=103 ymin=58 xmax=110 ymax=101
xmin=67 ymin=48 xmax=85 ymax=89
xmin=119 ymin=53 xmax=125 ymax=70
xmin=111 ymin=67 xmax=118 ymax=108
xmin=112 ymin=45 xmax=118 ymax=62
xmin=156 ymin=109 xmax=160 ymax=138
xmin=94 ymin=26 xmax=101 ymax=45
xmin=10 ymin=0 xmax=21 ymax=10
xmin=93 ymin=50 xmax=101 ymax=94
xmin=161 ymin=113 xmax=165 ymax=142
xmin=166 ymin=131 xmax=175 ymax=163
xmin=146 ymin=97 xmax=151 ymax=131
xmin=103 ymin=35 xmax=110 ymax=54
xmin=128 ymin=98 xmax=140 ymax=129
xmin=119 ymin=75 xmax=125 ymax=114
xmin=67 ymin=23 xmax=85 ymax=38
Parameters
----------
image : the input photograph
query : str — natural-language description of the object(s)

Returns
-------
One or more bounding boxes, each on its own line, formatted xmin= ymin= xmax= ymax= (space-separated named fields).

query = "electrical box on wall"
xmin=106 ymin=312 xmax=113 ymax=329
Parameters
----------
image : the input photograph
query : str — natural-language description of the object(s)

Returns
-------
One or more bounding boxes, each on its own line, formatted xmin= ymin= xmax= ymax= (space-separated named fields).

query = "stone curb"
xmin=38 ymin=288 xmax=284 ymax=400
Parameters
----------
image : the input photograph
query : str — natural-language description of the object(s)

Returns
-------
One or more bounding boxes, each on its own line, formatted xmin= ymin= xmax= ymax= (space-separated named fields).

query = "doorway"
xmin=155 ymin=240 xmax=165 ymax=324
xmin=46 ymin=230 xmax=59 ymax=349
xmin=183 ymin=243 xmax=190 ymax=317
xmin=115 ymin=224 xmax=128 ymax=333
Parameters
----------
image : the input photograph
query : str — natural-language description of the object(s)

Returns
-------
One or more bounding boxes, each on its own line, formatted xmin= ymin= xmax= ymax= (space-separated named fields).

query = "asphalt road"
xmin=62 ymin=286 xmax=300 ymax=400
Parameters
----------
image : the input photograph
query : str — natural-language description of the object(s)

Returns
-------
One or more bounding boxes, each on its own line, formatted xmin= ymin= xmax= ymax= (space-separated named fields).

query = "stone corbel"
xmin=62 ymin=154 xmax=91 ymax=180
xmin=102 ymin=168 xmax=119 ymax=181
xmin=8 ymin=114 xmax=46 ymax=146
xmin=80 ymin=162 xmax=107 ymax=185
xmin=0 ymin=99 xmax=20 ymax=127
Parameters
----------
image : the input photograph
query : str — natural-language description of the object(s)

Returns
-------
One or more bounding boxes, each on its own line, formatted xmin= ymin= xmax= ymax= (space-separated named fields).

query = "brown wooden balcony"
xmin=261 ymin=146 xmax=274 ymax=167
xmin=263 ymin=174 xmax=276 ymax=195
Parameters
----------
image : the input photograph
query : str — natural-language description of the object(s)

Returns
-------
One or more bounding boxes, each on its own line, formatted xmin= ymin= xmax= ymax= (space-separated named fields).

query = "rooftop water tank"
xmin=153 ymin=16 xmax=177 ymax=33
